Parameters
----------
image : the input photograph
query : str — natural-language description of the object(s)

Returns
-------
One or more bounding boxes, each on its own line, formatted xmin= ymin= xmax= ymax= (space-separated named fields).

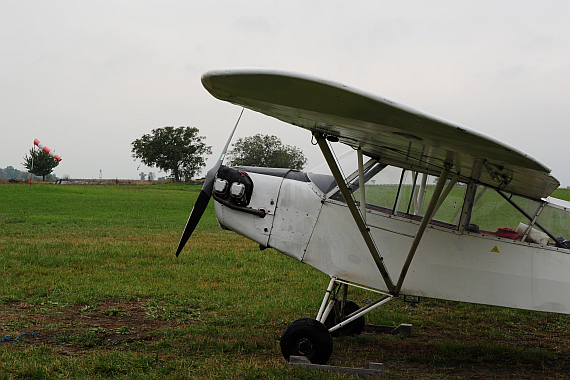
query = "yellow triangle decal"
xmin=490 ymin=246 xmax=500 ymax=253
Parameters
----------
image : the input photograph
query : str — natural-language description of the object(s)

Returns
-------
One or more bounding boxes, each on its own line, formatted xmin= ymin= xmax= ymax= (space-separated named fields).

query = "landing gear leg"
xmin=280 ymin=277 xmax=394 ymax=364
xmin=318 ymin=277 xmax=394 ymax=336
xmin=325 ymin=298 xmax=366 ymax=337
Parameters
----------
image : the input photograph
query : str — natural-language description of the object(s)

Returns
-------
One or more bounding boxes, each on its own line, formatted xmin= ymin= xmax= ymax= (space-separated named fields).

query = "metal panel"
xmin=268 ymin=178 xmax=323 ymax=260
xmin=303 ymin=200 xmax=570 ymax=314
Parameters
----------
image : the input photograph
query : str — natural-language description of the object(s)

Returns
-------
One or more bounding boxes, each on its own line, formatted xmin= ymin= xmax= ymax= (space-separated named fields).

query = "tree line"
xmin=0 ymin=166 xmax=30 ymax=180
xmin=5 ymin=149 xmax=61 ymax=181
xmin=10 ymin=126 xmax=307 ymax=183
xmin=131 ymin=126 xmax=307 ymax=182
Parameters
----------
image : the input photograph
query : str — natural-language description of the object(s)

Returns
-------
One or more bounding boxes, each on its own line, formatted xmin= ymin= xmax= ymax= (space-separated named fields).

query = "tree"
xmin=22 ymin=149 xmax=59 ymax=181
xmin=139 ymin=172 xmax=147 ymax=180
xmin=1 ymin=166 xmax=28 ymax=179
xmin=227 ymin=134 xmax=307 ymax=170
xmin=131 ymin=126 xmax=211 ymax=182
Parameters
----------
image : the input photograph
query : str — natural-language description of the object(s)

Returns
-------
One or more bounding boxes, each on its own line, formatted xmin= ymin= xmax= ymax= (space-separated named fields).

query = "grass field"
xmin=1 ymin=182 xmax=570 ymax=379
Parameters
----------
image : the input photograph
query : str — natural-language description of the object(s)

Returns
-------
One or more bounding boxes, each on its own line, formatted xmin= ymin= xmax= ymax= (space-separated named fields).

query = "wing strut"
xmin=394 ymin=164 xmax=451 ymax=294
xmin=314 ymin=133 xmax=395 ymax=293
xmin=357 ymin=147 xmax=366 ymax=223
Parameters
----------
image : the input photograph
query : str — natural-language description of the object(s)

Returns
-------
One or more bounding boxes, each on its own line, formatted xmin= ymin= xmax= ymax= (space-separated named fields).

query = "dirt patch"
xmin=0 ymin=300 xmax=190 ymax=355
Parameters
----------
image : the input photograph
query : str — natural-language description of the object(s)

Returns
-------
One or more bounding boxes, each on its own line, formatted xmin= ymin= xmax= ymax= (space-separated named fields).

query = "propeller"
xmin=175 ymin=108 xmax=244 ymax=256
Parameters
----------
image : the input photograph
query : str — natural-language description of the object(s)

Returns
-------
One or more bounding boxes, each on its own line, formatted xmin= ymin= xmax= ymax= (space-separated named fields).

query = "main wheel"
xmin=280 ymin=318 xmax=333 ymax=364
xmin=324 ymin=299 xmax=365 ymax=337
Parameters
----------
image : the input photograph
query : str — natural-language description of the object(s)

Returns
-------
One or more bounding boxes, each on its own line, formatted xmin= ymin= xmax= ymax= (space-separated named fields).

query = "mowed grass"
xmin=1 ymin=183 xmax=570 ymax=379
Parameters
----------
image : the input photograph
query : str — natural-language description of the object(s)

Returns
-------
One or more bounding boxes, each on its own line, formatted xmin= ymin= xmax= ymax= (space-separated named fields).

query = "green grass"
xmin=1 ymin=182 xmax=570 ymax=379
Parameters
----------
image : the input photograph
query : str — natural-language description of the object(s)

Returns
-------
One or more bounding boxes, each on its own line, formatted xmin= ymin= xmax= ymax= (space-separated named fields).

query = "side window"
xmin=331 ymin=164 xmax=465 ymax=227
xmin=536 ymin=204 xmax=570 ymax=243
xmin=353 ymin=165 xmax=404 ymax=213
xmin=428 ymin=178 xmax=466 ymax=226
xmin=469 ymin=189 xmax=541 ymax=234
xmin=393 ymin=170 xmax=419 ymax=215
xmin=400 ymin=173 xmax=466 ymax=227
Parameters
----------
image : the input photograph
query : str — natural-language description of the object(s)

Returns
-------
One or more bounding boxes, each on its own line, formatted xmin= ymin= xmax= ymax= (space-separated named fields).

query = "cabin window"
xmin=331 ymin=164 xmax=466 ymax=228
xmin=353 ymin=165 xmax=403 ymax=212
xmin=468 ymin=189 xmax=541 ymax=235
xmin=393 ymin=172 xmax=467 ymax=227
xmin=427 ymin=178 xmax=467 ymax=226
xmin=535 ymin=202 xmax=570 ymax=243
xmin=328 ymin=161 xmax=570 ymax=247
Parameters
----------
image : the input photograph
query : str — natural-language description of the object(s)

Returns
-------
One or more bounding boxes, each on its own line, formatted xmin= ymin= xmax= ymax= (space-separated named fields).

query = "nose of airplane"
xmin=212 ymin=165 xmax=267 ymax=218
xmin=213 ymin=167 xmax=284 ymax=247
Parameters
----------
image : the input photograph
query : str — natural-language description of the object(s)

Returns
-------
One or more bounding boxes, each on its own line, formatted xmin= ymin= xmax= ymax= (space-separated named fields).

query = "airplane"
xmin=175 ymin=68 xmax=570 ymax=365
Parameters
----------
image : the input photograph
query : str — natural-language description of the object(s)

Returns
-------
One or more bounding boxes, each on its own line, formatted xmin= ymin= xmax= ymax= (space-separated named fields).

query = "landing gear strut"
xmin=280 ymin=276 xmax=394 ymax=364
xmin=324 ymin=298 xmax=365 ymax=337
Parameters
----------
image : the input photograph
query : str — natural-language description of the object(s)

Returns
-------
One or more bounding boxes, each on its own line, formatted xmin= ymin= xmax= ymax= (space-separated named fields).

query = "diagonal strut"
xmin=314 ymin=133 xmax=395 ymax=293
xmin=394 ymin=165 xmax=451 ymax=294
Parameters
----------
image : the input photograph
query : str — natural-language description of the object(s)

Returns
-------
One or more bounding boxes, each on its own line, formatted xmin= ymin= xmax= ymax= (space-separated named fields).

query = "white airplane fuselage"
xmin=215 ymin=168 xmax=570 ymax=315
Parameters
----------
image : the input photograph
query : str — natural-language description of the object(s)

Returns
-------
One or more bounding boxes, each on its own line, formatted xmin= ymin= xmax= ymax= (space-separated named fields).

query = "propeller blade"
xmin=175 ymin=187 xmax=212 ymax=256
xmin=175 ymin=108 xmax=244 ymax=256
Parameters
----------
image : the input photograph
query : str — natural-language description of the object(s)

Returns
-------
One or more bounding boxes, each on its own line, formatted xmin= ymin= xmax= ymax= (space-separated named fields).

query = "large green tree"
xmin=22 ymin=149 xmax=59 ymax=181
xmin=227 ymin=134 xmax=307 ymax=170
xmin=131 ymin=126 xmax=211 ymax=182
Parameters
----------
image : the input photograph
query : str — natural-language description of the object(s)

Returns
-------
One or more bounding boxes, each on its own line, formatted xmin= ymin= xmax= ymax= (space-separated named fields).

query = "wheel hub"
xmin=297 ymin=338 xmax=313 ymax=355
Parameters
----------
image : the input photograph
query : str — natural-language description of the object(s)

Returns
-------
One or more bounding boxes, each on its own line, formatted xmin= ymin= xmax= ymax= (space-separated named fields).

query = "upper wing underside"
xmin=202 ymin=68 xmax=559 ymax=200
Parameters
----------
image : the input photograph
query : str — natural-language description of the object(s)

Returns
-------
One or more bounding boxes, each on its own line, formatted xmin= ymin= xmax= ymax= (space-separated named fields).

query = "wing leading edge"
xmin=202 ymin=68 xmax=559 ymax=200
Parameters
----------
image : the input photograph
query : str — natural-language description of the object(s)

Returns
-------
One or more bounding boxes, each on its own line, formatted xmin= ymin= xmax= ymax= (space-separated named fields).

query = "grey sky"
xmin=2 ymin=1 xmax=569 ymax=186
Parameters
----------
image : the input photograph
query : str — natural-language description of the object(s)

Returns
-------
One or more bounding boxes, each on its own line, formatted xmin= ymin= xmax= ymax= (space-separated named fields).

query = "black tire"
xmin=324 ymin=299 xmax=365 ymax=337
xmin=280 ymin=318 xmax=333 ymax=364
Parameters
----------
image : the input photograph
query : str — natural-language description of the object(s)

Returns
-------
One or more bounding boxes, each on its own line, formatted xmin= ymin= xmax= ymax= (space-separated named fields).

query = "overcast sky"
xmin=2 ymin=1 xmax=569 ymax=186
